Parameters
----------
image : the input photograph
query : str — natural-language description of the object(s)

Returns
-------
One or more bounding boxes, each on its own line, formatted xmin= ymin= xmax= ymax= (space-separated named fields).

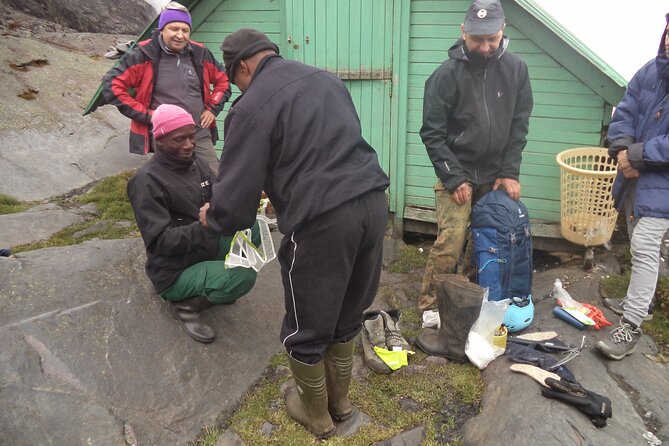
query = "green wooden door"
xmin=284 ymin=0 xmax=394 ymax=176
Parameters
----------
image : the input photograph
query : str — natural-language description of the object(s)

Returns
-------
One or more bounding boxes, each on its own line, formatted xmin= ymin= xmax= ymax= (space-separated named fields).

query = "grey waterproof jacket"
xmin=421 ymin=37 xmax=533 ymax=192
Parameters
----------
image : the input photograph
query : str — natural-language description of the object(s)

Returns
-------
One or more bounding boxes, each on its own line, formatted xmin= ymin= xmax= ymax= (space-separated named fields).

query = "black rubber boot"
xmin=169 ymin=296 xmax=216 ymax=344
xmin=416 ymin=274 xmax=484 ymax=362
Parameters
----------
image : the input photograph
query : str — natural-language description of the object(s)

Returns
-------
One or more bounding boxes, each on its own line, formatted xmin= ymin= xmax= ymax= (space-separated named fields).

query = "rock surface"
xmin=0 ymin=204 xmax=84 ymax=247
xmin=463 ymin=260 xmax=669 ymax=446
xmin=0 ymin=6 xmax=145 ymax=201
xmin=0 ymin=0 xmax=155 ymax=34
xmin=0 ymin=237 xmax=285 ymax=445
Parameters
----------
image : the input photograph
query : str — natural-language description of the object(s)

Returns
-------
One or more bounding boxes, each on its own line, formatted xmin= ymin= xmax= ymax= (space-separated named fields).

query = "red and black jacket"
xmin=102 ymin=31 xmax=231 ymax=154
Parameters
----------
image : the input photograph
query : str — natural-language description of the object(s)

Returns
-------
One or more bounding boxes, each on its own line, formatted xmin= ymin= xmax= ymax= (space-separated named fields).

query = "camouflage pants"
xmin=417 ymin=181 xmax=491 ymax=310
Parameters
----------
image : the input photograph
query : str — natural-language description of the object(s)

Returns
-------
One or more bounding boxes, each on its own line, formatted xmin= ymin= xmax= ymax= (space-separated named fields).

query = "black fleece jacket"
xmin=207 ymin=55 xmax=390 ymax=235
xmin=127 ymin=151 xmax=218 ymax=292
xmin=421 ymin=37 xmax=533 ymax=192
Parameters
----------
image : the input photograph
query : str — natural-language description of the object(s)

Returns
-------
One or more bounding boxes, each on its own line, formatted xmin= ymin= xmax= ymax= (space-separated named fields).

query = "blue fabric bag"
xmin=471 ymin=190 xmax=532 ymax=301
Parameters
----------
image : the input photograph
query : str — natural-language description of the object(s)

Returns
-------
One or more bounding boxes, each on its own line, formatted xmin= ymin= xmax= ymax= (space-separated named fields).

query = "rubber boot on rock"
xmin=169 ymin=296 xmax=216 ymax=344
xmin=324 ymin=340 xmax=355 ymax=421
xmin=285 ymin=356 xmax=335 ymax=438
xmin=416 ymin=274 xmax=484 ymax=362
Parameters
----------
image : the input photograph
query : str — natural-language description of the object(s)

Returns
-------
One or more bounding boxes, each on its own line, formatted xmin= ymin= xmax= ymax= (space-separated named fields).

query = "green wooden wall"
xmin=192 ymin=0 xmax=394 ymax=191
xmin=404 ymin=0 xmax=611 ymax=225
xmin=183 ymin=0 xmax=622 ymax=231
xmin=190 ymin=0 xmax=284 ymax=123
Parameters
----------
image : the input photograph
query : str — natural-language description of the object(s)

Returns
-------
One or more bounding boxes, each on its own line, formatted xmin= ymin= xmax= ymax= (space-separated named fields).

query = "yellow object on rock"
xmin=373 ymin=346 xmax=414 ymax=371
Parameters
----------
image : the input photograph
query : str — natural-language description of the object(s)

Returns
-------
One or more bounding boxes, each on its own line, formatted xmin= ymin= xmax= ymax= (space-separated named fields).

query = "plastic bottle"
xmin=552 ymin=279 xmax=587 ymax=312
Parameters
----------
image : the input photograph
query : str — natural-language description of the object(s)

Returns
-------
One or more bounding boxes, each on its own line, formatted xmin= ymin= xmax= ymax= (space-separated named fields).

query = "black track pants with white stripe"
xmin=279 ymin=190 xmax=387 ymax=364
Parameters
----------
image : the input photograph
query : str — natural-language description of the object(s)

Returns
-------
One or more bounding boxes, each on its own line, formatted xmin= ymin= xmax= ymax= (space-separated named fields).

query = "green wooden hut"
xmin=86 ymin=0 xmax=627 ymax=242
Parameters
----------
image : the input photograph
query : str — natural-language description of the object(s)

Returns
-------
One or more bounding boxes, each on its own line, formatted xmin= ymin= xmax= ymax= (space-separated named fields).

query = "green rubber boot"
xmin=324 ymin=340 xmax=355 ymax=421
xmin=285 ymin=356 xmax=335 ymax=438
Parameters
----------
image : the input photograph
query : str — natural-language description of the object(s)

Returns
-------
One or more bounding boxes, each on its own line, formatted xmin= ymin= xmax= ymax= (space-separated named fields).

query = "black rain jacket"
xmin=207 ymin=55 xmax=390 ymax=236
xmin=127 ymin=151 xmax=218 ymax=292
xmin=421 ymin=37 xmax=533 ymax=192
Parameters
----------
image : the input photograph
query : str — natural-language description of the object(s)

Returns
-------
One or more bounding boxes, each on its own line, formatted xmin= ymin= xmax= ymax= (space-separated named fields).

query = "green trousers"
xmin=161 ymin=222 xmax=260 ymax=304
xmin=418 ymin=182 xmax=491 ymax=310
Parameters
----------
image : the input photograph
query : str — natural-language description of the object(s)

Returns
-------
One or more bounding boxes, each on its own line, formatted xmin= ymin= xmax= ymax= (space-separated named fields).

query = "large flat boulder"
xmin=0 ymin=237 xmax=285 ymax=445
xmin=0 ymin=204 xmax=84 ymax=247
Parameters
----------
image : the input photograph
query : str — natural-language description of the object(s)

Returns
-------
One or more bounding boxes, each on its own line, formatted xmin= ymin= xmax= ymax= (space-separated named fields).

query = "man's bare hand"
xmin=616 ymin=150 xmax=640 ymax=178
xmin=493 ymin=178 xmax=521 ymax=201
xmin=621 ymin=166 xmax=640 ymax=178
xmin=616 ymin=149 xmax=631 ymax=170
xmin=200 ymin=110 xmax=216 ymax=129
xmin=452 ymin=182 xmax=472 ymax=206
xmin=199 ymin=202 xmax=210 ymax=228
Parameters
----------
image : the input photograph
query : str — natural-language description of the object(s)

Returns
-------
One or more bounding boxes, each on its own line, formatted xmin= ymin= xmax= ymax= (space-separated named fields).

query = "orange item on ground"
xmin=582 ymin=303 xmax=612 ymax=330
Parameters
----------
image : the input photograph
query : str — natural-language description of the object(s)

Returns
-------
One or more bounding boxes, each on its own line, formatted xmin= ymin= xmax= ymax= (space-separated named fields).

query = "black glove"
xmin=541 ymin=378 xmax=612 ymax=428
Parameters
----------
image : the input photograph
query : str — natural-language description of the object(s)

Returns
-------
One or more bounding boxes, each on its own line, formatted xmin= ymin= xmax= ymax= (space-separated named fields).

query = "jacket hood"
xmin=448 ymin=36 xmax=509 ymax=62
xmin=659 ymin=13 xmax=669 ymax=55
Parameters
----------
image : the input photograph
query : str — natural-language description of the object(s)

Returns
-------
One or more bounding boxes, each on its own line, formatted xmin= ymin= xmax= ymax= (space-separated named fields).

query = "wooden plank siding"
xmin=190 ymin=0 xmax=283 ymax=153
xmin=404 ymin=0 xmax=610 ymax=224
xmin=283 ymin=0 xmax=394 ymax=179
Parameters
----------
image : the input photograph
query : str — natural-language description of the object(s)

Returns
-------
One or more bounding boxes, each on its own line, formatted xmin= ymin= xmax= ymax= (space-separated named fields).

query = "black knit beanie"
xmin=221 ymin=28 xmax=279 ymax=83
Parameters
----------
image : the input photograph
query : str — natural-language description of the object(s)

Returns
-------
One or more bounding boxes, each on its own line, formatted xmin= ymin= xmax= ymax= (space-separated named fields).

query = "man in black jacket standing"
xmin=417 ymin=0 xmax=533 ymax=311
xmin=199 ymin=29 xmax=389 ymax=438
xmin=127 ymin=104 xmax=258 ymax=344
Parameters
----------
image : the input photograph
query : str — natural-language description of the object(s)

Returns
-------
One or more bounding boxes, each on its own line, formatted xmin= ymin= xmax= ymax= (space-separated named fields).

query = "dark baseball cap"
xmin=463 ymin=0 xmax=505 ymax=36
xmin=220 ymin=28 xmax=279 ymax=83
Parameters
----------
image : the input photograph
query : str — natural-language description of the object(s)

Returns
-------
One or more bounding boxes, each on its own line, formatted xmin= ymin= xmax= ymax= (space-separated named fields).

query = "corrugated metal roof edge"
xmin=514 ymin=0 xmax=627 ymax=88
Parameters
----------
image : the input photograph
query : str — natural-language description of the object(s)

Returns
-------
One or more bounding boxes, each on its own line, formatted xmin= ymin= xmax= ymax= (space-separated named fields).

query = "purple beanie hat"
xmin=158 ymin=9 xmax=192 ymax=30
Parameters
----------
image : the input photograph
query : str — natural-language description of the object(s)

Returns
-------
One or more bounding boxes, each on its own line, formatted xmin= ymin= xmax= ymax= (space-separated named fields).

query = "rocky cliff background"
xmin=0 ymin=1 xmax=158 ymax=201
xmin=0 ymin=0 xmax=155 ymax=34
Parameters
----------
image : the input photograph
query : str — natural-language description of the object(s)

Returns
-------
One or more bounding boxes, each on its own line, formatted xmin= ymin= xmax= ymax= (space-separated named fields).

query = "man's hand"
xmin=199 ymin=203 xmax=210 ymax=228
xmin=452 ymin=182 xmax=472 ymax=206
xmin=200 ymin=110 xmax=216 ymax=129
xmin=617 ymin=150 xmax=640 ymax=178
xmin=493 ymin=178 xmax=521 ymax=201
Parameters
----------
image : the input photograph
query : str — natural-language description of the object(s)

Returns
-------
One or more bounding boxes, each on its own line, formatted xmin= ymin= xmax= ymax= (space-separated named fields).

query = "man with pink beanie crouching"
xmin=127 ymin=104 xmax=259 ymax=343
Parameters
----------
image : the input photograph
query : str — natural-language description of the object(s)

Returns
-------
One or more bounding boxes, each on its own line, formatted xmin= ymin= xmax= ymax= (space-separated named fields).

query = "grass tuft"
xmin=0 ymin=194 xmax=31 ymax=214
xmin=12 ymin=172 xmax=138 ymax=254
xmin=76 ymin=171 xmax=136 ymax=221
xmin=389 ymin=246 xmax=428 ymax=274
xmin=217 ymin=352 xmax=482 ymax=446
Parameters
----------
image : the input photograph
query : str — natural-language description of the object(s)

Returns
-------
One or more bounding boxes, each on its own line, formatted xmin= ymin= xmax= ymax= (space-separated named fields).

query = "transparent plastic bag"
xmin=465 ymin=289 xmax=510 ymax=369
xmin=224 ymin=215 xmax=276 ymax=271
xmin=552 ymin=279 xmax=586 ymax=310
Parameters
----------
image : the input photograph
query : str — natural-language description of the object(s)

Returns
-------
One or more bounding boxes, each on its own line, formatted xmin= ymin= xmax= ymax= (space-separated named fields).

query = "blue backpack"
xmin=470 ymin=190 xmax=532 ymax=302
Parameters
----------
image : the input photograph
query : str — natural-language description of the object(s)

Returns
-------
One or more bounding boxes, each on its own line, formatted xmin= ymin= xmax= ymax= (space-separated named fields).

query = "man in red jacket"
xmin=102 ymin=2 xmax=230 ymax=173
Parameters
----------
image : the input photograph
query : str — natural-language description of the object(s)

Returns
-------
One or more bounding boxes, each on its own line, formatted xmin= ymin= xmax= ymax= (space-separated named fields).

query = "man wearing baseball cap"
xmin=127 ymin=104 xmax=258 ymax=344
xmin=102 ymin=2 xmax=230 ymax=173
xmin=417 ymin=0 xmax=533 ymax=311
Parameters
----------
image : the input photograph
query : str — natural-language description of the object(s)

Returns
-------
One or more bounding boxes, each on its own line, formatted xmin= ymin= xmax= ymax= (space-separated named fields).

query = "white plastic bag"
xmin=465 ymin=289 xmax=510 ymax=370
xmin=421 ymin=309 xmax=440 ymax=328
